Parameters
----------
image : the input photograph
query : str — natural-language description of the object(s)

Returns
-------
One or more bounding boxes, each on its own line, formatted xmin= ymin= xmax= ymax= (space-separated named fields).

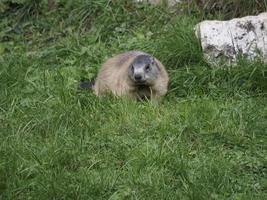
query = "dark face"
xmin=128 ymin=55 xmax=160 ymax=85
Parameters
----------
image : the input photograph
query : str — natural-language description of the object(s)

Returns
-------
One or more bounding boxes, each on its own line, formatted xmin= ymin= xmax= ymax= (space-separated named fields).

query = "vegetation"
xmin=0 ymin=0 xmax=266 ymax=199
xmin=185 ymin=0 xmax=267 ymax=20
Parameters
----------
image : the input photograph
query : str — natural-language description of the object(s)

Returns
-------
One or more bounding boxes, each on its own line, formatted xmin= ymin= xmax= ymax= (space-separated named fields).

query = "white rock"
xmin=195 ymin=12 xmax=267 ymax=65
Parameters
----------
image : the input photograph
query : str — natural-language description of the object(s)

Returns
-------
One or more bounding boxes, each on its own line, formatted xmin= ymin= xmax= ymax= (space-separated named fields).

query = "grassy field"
xmin=0 ymin=1 xmax=267 ymax=199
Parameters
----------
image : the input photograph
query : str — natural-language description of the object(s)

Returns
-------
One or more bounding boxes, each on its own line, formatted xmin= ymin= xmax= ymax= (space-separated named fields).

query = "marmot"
xmin=80 ymin=51 xmax=169 ymax=100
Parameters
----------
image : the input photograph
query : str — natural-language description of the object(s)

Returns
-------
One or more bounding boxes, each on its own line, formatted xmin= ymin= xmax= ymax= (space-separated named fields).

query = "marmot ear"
xmin=155 ymin=62 xmax=161 ymax=71
xmin=150 ymin=56 xmax=155 ymax=65
xmin=150 ymin=57 xmax=160 ymax=71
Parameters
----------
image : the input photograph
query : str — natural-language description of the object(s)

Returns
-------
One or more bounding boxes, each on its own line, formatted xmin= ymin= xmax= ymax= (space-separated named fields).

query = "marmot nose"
xmin=134 ymin=74 xmax=142 ymax=81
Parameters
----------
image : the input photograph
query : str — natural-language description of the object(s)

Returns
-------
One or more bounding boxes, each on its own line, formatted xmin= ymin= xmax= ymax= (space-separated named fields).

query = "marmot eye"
xmin=145 ymin=65 xmax=150 ymax=72
xmin=131 ymin=65 xmax=134 ymax=72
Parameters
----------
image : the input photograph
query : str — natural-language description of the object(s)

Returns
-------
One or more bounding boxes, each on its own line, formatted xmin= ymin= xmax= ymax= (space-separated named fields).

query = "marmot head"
xmin=128 ymin=54 xmax=160 ymax=85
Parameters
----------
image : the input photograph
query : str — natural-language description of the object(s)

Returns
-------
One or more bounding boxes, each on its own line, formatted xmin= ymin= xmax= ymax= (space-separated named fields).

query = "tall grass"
xmin=182 ymin=0 xmax=267 ymax=20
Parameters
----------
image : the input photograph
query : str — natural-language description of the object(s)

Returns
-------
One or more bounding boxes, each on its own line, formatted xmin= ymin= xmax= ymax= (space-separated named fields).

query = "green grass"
xmin=0 ymin=1 xmax=267 ymax=199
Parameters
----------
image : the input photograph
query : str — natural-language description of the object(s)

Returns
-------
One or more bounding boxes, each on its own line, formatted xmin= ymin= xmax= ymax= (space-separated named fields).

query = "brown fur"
xmin=93 ymin=51 xmax=169 ymax=100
